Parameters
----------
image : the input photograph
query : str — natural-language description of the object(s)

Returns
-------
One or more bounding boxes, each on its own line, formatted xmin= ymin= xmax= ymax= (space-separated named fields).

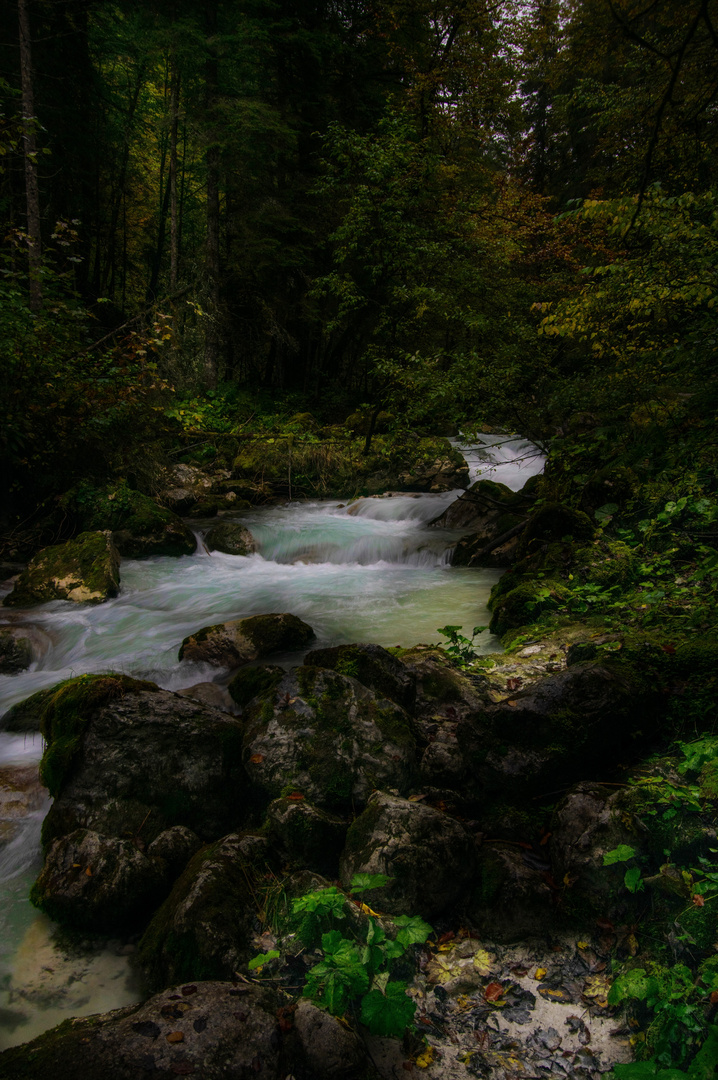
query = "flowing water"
xmin=0 ymin=435 xmax=543 ymax=1049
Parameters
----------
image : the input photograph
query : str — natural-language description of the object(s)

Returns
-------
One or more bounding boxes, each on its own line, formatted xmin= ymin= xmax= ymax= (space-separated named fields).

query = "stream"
xmin=0 ymin=435 xmax=543 ymax=1050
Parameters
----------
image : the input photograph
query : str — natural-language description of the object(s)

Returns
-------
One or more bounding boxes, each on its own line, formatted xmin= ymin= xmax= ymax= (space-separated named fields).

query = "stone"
xmin=137 ymin=834 xmax=276 ymax=991
xmin=66 ymin=482 xmax=197 ymax=558
xmin=243 ymin=667 xmax=417 ymax=812
xmin=396 ymin=645 xmax=489 ymax=727
xmin=463 ymin=844 xmax=556 ymax=942
xmin=0 ymin=982 xmax=283 ymax=1080
xmin=305 ymin=642 xmax=416 ymax=711
xmin=204 ymin=521 xmax=257 ymax=556
xmin=30 ymin=828 xmax=168 ymax=932
xmin=4 ymin=532 xmax=120 ymax=607
xmin=292 ymin=998 xmax=368 ymax=1079
xmin=179 ymin=612 xmax=314 ymax=668
xmin=147 ymin=825 xmax=203 ymax=878
xmin=176 ymin=681 xmax=237 ymax=713
xmin=0 ymin=625 xmax=52 ymax=673
xmin=339 ymin=791 xmax=477 ymax=919
xmin=36 ymin=673 xmax=247 ymax=850
xmin=1 ymin=683 xmax=57 ymax=732
xmin=266 ymin=797 xmax=347 ymax=875
xmin=227 ymin=665 xmax=284 ymax=708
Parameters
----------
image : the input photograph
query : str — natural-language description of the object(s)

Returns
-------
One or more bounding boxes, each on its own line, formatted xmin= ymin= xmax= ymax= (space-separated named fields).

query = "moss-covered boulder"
xmin=65 ymin=482 xmax=196 ymax=558
xmin=204 ymin=521 xmax=257 ymax=556
xmin=394 ymin=645 xmax=489 ymax=726
xmin=339 ymin=791 xmax=477 ymax=919
xmin=304 ymin=642 xmax=416 ymax=712
xmin=4 ymin=532 xmax=120 ymax=607
xmin=265 ymin=796 xmax=347 ymax=876
xmin=35 ymin=673 xmax=248 ymax=851
xmin=436 ymin=478 xmax=535 ymax=568
xmin=488 ymin=578 xmax=572 ymax=637
xmin=243 ymin=666 xmax=417 ymax=812
xmin=137 ymin=834 xmax=274 ymax=991
xmin=0 ymin=981 xmax=284 ymax=1080
xmin=518 ymin=502 xmax=597 ymax=555
xmin=228 ymin=664 xmax=284 ymax=708
xmin=179 ymin=612 xmax=314 ymax=669
xmin=1 ymin=683 xmax=59 ymax=732
xmin=30 ymin=828 xmax=169 ymax=932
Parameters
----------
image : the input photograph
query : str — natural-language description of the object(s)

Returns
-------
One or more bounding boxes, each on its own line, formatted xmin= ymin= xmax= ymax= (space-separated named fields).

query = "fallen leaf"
xmin=170 ymin=1065 xmax=195 ymax=1076
xmin=534 ymin=968 xmax=547 ymax=980
xmin=472 ymin=949 xmax=494 ymax=976
xmin=286 ymin=792 xmax=305 ymax=801
xmin=248 ymin=754 xmax=264 ymax=764
xmin=577 ymin=941 xmax=590 ymax=950
xmin=415 ymin=1046 xmax=435 ymax=1069
xmin=693 ymin=894 xmax=706 ymax=907
xmin=438 ymin=931 xmax=455 ymax=945
xmin=710 ymin=991 xmax=718 ymax=1005
xmin=582 ymin=974 xmax=612 ymax=1008
xmin=166 ymin=1031 xmax=184 ymax=1043
xmin=85 ymin=867 xmax=92 ymax=877
xmin=484 ymin=982 xmax=505 ymax=1003
xmin=538 ymin=987 xmax=571 ymax=1002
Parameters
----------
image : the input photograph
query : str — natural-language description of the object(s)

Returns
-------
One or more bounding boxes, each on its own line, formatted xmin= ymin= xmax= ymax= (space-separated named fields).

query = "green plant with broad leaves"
xmin=250 ymin=873 xmax=432 ymax=1037
xmin=436 ymin=624 xmax=488 ymax=667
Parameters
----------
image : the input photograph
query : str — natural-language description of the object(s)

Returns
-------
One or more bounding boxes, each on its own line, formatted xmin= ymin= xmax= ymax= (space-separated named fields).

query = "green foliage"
xmin=607 ymin=965 xmax=709 ymax=1070
xmin=436 ymin=625 xmax=489 ymax=668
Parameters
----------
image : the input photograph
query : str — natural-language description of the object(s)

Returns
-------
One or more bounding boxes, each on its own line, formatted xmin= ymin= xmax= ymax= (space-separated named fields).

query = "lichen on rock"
xmin=4 ymin=531 xmax=120 ymax=607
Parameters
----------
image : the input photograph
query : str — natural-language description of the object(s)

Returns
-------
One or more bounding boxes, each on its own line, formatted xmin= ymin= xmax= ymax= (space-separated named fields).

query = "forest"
xmin=1 ymin=1 xmax=718 ymax=1078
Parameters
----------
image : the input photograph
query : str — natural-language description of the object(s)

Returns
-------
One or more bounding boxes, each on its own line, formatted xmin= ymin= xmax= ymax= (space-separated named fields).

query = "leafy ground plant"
xmin=253 ymin=873 xmax=433 ymax=1037
xmin=436 ymin=625 xmax=488 ymax=667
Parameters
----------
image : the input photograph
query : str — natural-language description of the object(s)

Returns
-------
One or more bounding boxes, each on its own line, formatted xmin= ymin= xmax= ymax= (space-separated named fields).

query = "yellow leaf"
xmin=534 ymin=967 xmax=547 ymax=980
xmin=577 ymin=941 xmax=590 ymax=950
xmin=472 ymin=949 xmax=494 ymax=976
xmin=416 ymin=1046 xmax=435 ymax=1069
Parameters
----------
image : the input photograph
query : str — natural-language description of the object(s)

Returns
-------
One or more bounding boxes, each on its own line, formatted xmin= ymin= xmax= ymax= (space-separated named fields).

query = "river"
xmin=0 ymin=434 xmax=542 ymax=1049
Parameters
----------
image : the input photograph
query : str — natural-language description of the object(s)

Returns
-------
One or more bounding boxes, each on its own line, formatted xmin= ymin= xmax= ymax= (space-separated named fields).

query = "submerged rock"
xmin=137 ymin=833 xmax=275 ymax=991
xmin=204 ymin=521 xmax=257 ymax=556
xmin=4 ymin=532 xmax=120 ymax=607
xmin=243 ymin=666 xmax=416 ymax=812
xmin=179 ymin=612 xmax=314 ymax=668
xmin=339 ymin=791 xmax=477 ymax=919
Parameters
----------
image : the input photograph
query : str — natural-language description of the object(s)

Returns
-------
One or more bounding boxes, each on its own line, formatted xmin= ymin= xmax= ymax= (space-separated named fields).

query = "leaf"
xmin=624 ymin=866 xmax=645 ymax=893
xmin=603 ymin=845 xmax=638 ymax=865
xmin=607 ymin=969 xmax=650 ymax=1005
xmin=415 ymin=1045 xmax=436 ymax=1069
xmin=393 ymin=915 xmax=433 ymax=948
xmin=534 ymin=968 xmax=547 ymax=980
xmin=472 ymin=949 xmax=494 ymax=976
xmin=248 ymin=949 xmax=280 ymax=971
xmin=484 ymin=982 xmax=505 ymax=1003
xmin=350 ymin=872 xmax=392 ymax=894
xmin=360 ymin=981 xmax=416 ymax=1037
xmin=582 ymin=974 xmax=612 ymax=1007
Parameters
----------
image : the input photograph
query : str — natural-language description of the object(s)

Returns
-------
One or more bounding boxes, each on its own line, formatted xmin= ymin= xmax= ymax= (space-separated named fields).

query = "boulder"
xmin=0 ymin=982 xmax=284 ymax=1080
xmin=243 ymin=667 xmax=417 ymax=812
xmin=488 ymin=578 xmax=572 ymax=638
xmin=292 ymin=998 xmax=368 ymax=1080
xmin=137 ymin=834 xmax=275 ymax=991
xmin=65 ymin=482 xmax=197 ymax=558
xmin=228 ymin=664 xmax=284 ymax=708
xmin=464 ymin=844 xmax=556 ymax=941
xmin=266 ymin=796 xmax=347 ymax=875
xmin=157 ymin=462 xmax=214 ymax=514
xmin=30 ymin=828 xmax=168 ymax=932
xmin=176 ymin=681 xmax=237 ymax=713
xmin=0 ymin=625 xmax=51 ymax=673
xmin=433 ymin=479 xmax=534 ymax=568
xmin=35 ymin=673 xmax=247 ymax=849
xmin=395 ymin=645 xmax=489 ymax=726
xmin=304 ymin=642 xmax=416 ymax=712
xmin=147 ymin=825 xmax=203 ymax=878
xmin=179 ymin=612 xmax=314 ymax=668
xmin=204 ymin=521 xmax=257 ymax=556
xmin=339 ymin=791 xmax=477 ymax=919
xmin=4 ymin=532 xmax=120 ymax=607
xmin=1 ymin=683 xmax=57 ymax=732
xmin=396 ymin=437 xmax=469 ymax=492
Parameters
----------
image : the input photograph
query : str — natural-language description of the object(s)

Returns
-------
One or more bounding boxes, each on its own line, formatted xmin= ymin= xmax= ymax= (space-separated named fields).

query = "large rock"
xmin=339 ymin=791 xmax=477 ymax=919
xmin=464 ymin=844 xmax=557 ymax=941
xmin=179 ymin=612 xmax=314 ymax=668
xmin=396 ymin=437 xmax=469 ymax=492
xmin=0 ymin=624 xmax=51 ymax=673
xmin=65 ymin=482 xmax=197 ymax=558
xmin=305 ymin=642 xmax=416 ymax=711
xmin=4 ymin=532 xmax=120 ymax=607
xmin=434 ymin=479 xmax=534 ymax=567
xmin=204 ymin=521 xmax=257 ymax=556
xmin=137 ymin=833 xmax=274 ymax=991
xmin=243 ymin=666 xmax=417 ymax=812
xmin=0 ymin=982 xmax=284 ymax=1080
xmin=30 ymin=828 xmax=168 ymax=931
xmin=396 ymin=645 xmax=489 ymax=725
xmin=36 ymin=673 xmax=247 ymax=849
xmin=266 ymin=796 xmax=347 ymax=875
xmin=1 ymin=683 xmax=58 ymax=732
xmin=292 ymin=998 xmax=368 ymax=1080
xmin=157 ymin=462 xmax=214 ymax=514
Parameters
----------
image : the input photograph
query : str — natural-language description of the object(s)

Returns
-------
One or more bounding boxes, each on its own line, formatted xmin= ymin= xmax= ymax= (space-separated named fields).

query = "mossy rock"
xmin=304 ymin=642 xmax=416 ymax=712
xmin=0 ymin=628 xmax=33 ymax=673
xmin=179 ymin=612 xmax=315 ymax=668
xmin=344 ymin=410 xmax=395 ymax=435
xmin=4 ymin=532 xmax=120 ymax=607
xmin=228 ymin=665 xmax=284 ymax=708
xmin=34 ymin=672 xmax=159 ymax=798
xmin=64 ymin=482 xmax=196 ymax=558
xmin=518 ymin=503 xmax=597 ymax=555
xmin=137 ymin=833 xmax=275 ymax=992
xmin=204 ymin=521 xmax=257 ymax=556
xmin=579 ymin=464 xmax=638 ymax=517
xmin=489 ymin=579 xmax=571 ymax=638
xmin=676 ymin=895 xmax=718 ymax=951
xmin=265 ymin=797 xmax=347 ymax=875
xmin=1 ymin=684 xmax=63 ymax=733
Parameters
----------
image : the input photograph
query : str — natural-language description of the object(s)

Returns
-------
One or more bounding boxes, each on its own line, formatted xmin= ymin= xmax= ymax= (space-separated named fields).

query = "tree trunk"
xmin=204 ymin=0 xmax=220 ymax=388
xmin=18 ymin=0 xmax=41 ymax=311
xmin=169 ymin=44 xmax=180 ymax=292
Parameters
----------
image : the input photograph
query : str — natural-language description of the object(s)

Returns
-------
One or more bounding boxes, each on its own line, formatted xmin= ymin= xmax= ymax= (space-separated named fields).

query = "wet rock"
xmin=0 ymin=763 xmax=48 ymax=849
xmin=179 ymin=612 xmax=314 ymax=668
xmin=227 ymin=664 xmax=284 ymax=708
xmin=137 ymin=834 xmax=275 ymax=991
xmin=436 ymin=479 xmax=534 ymax=567
xmin=292 ymin=998 xmax=368 ymax=1079
xmin=396 ymin=645 xmax=489 ymax=728
xmin=158 ymin=463 xmax=213 ymax=514
xmin=65 ymin=482 xmax=197 ymax=558
xmin=488 ymin=578 xmax=572 ymax=638
xmin=464 ymin=844 xmax=557 ymax=941
xmin=1 ymin=684 xmax=57 ymax=732
xmin=176 ymin=681 xmax=237 ymax=713
xmin=266 ymin=796 xmax=347 ymax=875
xmin=30 ymin=828 xmax=168 ymax=932
xmin=339 ymin=791 xmax=477 ymax=919
xmin=243 ymin=667 xmax=416 ymax=812
xmin=204 ymin=521 xmax=257 ymax=556
xmin=396 ymin=438 xmax=469 ymax=492
xmin=0 ymin=981 xmax=283 ymax=1080
xmin=305 ymin=642 xmax=416 ymax=712
xmin=36 ymin=673 xmax=247 ymax=850
xmin=3 ymin=532 xmax=120 ymax=607
xmin=0 ymin=625 xmax=51 ymax=673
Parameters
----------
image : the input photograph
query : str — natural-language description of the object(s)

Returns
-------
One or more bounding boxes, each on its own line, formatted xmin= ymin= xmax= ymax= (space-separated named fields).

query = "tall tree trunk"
xmin=204 ymin=0 xmax=220 ymax=388
xmin=169 ymin=44 xmax=180 ymax=292
xmin=18 ymin=0 xmax=41 ymax=311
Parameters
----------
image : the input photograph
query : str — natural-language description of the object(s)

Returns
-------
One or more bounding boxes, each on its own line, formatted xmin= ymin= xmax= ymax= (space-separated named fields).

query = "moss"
xmin=4 ymin=532 xmax=120 ymax=608
xmin=519 ymin=502 xmax=597 ymax=555
xmin=342 ymin=799 xmax=384 ymax=863
xmin=676 ymin=895 xmax=718 ymax=951
xmin=37 ymin=673 xmax=158 ymax=797
xmin=240 ymin=613 xmax=314 ymax=653
xmin=228 ymin=665 xmax=283 ymax=707
xmin=489 ymin=579 xmax=571 ymax=638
